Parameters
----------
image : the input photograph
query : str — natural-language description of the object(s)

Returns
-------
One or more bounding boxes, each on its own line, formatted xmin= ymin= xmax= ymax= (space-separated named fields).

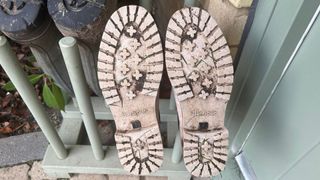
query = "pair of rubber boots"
xmin=98 ymin=5 xmax=233 ymax=177
xmin=0 ymin=0 xmax=114 ymax=96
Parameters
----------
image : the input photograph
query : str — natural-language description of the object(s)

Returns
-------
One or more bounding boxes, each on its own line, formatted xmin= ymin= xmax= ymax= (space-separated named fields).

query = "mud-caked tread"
xmin=166 ymin=8 xmax=233 ymax=103
xmin=183 ymin=128 xmax=228 ymax=177
xmin=165 ymin=7 xmax=234 ymax=177
xmin=98 ymin=5 xmax=163 ymax=175
xmin=115 ymin=125 xmax=164 ymax=175
xmin=98 ymin=5 xmax=163 ymax=105
xmin=0 ymin=0 xmax=44 ymax=33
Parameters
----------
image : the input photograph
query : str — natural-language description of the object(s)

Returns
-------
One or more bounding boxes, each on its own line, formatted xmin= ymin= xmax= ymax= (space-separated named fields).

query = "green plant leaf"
xmin=28 ymin=74 xmax=43 ymax=85
xmin=51 ymin=83 xmax=65 ymax=111
xmin=42 ymin=82 xmax=65 ymax=111
xmin=24 ymin=64 xmax=40 ymax=71
xmin=2 ymin=74 xmax=43 ymax=91
xmin=26 ymin=55 xmax=36 ymax=62
xmin=42 ymin=82 xmax=60 ymax=110
xmin=2 ymin=81 xmax=15 ymax=91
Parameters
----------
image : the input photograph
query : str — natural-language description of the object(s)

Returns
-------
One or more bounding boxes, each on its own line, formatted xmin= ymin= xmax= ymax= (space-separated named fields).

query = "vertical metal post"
xmin=184 ymin=0 xmax=200 ymax=7
xmin=170 ymin=89 xmax=182 ymax=162
xmin=59 ymin=37 xmax=104 ymax=160
xmin=169 ymin=89 xmax=176 ymax=110
xmin=171 ymin=132 xmax=183 ymax=163
xmin=140 ymin=0 xmax=153 ymax=12
xmin=0 ymin=36 xmax=67 ymax=159
xmin=168 ymin=89 xmax=178 ymax=147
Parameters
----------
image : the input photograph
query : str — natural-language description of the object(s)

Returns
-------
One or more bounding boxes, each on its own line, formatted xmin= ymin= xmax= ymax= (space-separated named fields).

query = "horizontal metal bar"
xmin=43 ymin=145 xmax=191 ymax=179
xmin=62 ymin=97 xmax=178 ymax=122
xmin=235 ymin=152 xmax=257 ymax=180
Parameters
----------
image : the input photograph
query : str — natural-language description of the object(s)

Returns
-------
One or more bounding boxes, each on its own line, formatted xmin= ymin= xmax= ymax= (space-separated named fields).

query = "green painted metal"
xmin=59 ymin=37 xmax=104 ymax=160
xmin=184 ymin=0 xmax=200 ymax=7
xmin=169 ymin=90 xmax=176 ymax=111
xmin=43 ymin=145 xmax=192 ymax=179
xmin=280 ymin=144 xmax=320 ymax=180
xmin=171 ymin=132 xmax=182 ymax=164
xmin=225 ymin=0 xmax=280 ymax=147
xmin=167 ymin=91 xmax=178 ymax=147
xmin=0 ymin=36 xmax=67 ymax=159
xmin=43 ymin=96 xmax=243 ymax=179
xmin=227 ymin=0 xmax=320 ymax=155
xmin=167 ymin=121 xmax=179 ymax=147
xmin=140 ymin=0 xmax=153 ymax=11
xmin=212 ymin=157 xmax=244 ymax=180
xmin=243 ymin=10 xmax=320 ymax=179
xmin=223 ymin=0 xmax=320 ymax=178
xmin=58 ymin=118 xmax=83 ymax=145
xmin=61 ymin=97 xmax=178 ymax=122
xmin=60 ymin=97 xmax=178 ymax=148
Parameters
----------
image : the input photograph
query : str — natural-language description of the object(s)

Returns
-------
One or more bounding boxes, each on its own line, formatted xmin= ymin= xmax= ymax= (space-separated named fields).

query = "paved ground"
xmin=0 ymin=132 xmax=48 ymax=167
xmin=0 ymin=161 xmax=174 ymax=180
xmin=0 ymin=161 xmax=215 ymax=180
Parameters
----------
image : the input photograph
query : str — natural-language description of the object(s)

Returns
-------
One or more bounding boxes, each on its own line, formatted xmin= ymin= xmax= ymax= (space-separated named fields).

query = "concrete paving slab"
xmin=0 ymin=132 xmax=48 ymax=167
xmin=28 ymin=161 xmax=57 ymax=180
xmin=0 ymin=164 xmax=30 ymax=180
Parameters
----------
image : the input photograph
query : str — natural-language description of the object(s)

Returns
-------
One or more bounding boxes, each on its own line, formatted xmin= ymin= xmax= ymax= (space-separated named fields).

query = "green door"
xmin=226 ymin=0 xmax=320 ymax=179
xmin=243 ymin=12 xmax=320 ymax=180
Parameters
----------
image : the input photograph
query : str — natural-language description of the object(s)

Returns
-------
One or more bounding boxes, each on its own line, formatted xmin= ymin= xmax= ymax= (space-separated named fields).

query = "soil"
xmin=0 ymin=40 xmax=62 ymax=138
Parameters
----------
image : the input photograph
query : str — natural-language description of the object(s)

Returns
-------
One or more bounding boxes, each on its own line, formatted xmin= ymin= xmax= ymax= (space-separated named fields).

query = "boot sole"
xmin=98 ymin=5 xmax=164 ymax=175
xmin=165 ymin=7 xmax=234 ymax=177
